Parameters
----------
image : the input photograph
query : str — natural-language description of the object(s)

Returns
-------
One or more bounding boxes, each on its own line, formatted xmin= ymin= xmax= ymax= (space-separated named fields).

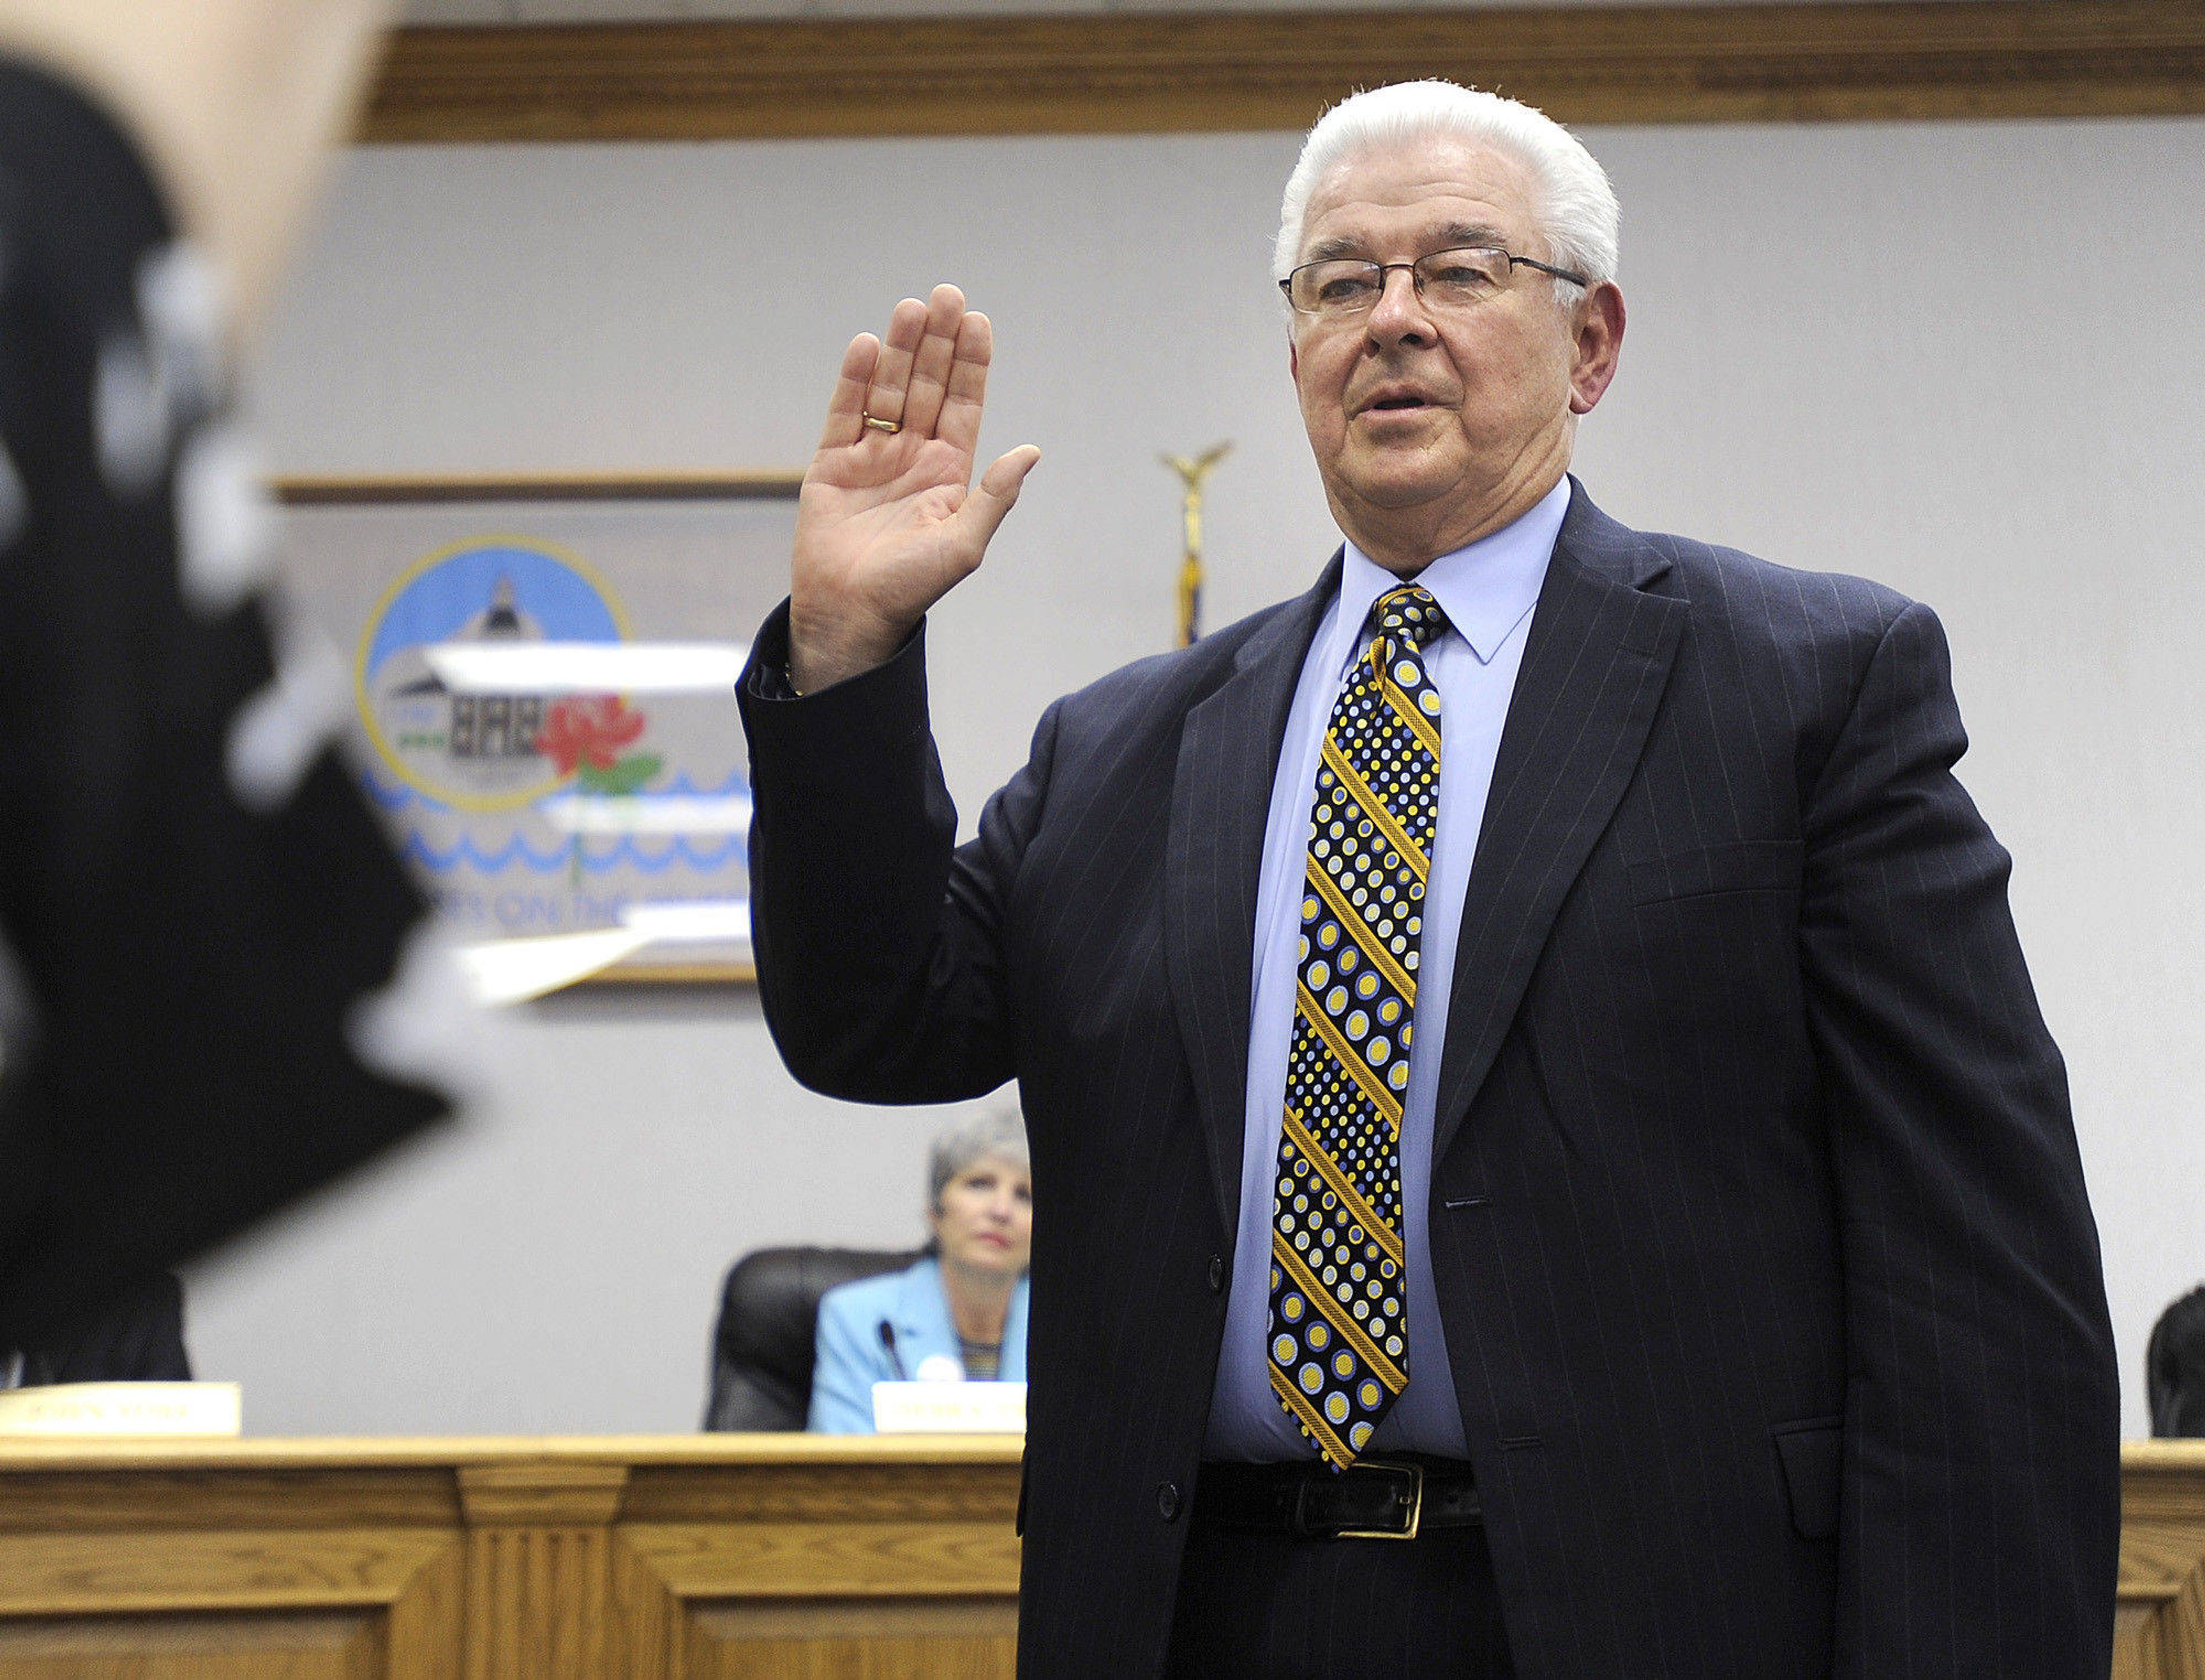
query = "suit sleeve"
xmin=737 ymin=601 xmax=1057 ymax=1103
xmin=1799 ymin=601 xmax=2119 ymax=1678
xmin=807 ymin=1288 xmax=883 ymax=1434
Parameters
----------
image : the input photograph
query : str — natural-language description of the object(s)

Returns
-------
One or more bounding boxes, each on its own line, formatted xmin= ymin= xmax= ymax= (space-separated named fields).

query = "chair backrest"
xmin=703 ymin=1245 xmax=922 ymax=1431
xmin=2149 ymin=1283 xmax=2205 ymax=1438
xmin=23 ymin=1271 xmax=190 ymax=1385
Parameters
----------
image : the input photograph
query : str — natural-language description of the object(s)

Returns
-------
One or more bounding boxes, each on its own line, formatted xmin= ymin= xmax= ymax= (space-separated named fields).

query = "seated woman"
xmin=808 ymin=1108 xmax=1031 ymax=1433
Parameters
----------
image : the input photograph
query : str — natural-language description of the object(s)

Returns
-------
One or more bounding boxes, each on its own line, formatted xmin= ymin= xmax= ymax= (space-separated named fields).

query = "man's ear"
xmin=1568 ymin=281 xmax=1625 ymax=416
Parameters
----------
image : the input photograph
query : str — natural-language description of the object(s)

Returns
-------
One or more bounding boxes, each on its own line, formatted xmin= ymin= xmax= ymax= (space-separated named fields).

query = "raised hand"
xmin=788 ymin=284 xmax=1041 ymax=693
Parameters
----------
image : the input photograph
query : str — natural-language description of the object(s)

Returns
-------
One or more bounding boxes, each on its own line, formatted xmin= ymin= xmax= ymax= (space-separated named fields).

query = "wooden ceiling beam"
xmin=359 ymin=1 xmax=2205 ymax=142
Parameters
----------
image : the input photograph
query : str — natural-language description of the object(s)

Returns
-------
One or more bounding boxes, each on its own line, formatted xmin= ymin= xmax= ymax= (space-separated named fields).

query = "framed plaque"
xmin=273 ymin=473 xmax=802 ymax=986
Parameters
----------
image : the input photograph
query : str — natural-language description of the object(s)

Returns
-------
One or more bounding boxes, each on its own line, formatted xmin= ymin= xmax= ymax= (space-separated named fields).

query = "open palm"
xmin=790 ymin=284 xmax=1040 ymax=692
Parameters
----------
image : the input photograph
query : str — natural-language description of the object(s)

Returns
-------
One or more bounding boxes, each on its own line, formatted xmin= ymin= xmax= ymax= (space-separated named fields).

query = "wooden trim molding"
xmin=270 ymin=471 xmax=802 ymax=505
xmin=360 ymin=1 xmax=2205 ymax=144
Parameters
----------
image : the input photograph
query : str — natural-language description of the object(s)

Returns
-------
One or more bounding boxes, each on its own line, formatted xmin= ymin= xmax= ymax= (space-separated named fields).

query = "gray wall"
xmin=188 ymin=118 xmax=2205 ymax=1439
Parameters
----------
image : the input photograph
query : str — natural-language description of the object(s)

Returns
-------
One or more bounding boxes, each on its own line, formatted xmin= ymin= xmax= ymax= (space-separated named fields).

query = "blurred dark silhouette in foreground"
xmin=0 ymin=0 xmax=460 ymax=1358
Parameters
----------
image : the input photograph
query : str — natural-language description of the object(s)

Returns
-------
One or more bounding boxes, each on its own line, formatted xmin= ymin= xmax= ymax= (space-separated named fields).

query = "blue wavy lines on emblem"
xmin=400 ymin=831 xmax=745 ymax=876
xmin=657 ymin=769 xmax=751 ymax=798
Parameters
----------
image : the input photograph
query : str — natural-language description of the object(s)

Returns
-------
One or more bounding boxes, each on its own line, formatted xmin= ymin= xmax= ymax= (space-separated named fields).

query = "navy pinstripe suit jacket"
xmin=738 ymin=481 xmax=2119 ymax=1679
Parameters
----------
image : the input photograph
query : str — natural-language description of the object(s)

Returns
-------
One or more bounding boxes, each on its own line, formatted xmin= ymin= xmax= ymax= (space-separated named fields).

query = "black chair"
xmin=703 ymin=1245 xmax=922 ymax=1431
xmin=2149 ymin=1283 xmax=2205 ymax=1438
xmin=8 ymin=1271 xmax=191 ymax=1388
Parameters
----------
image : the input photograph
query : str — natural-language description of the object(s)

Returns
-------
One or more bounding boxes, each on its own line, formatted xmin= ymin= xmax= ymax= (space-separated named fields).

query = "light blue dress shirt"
xmin=1202 ymin=477 xmax=1568 ymax=1460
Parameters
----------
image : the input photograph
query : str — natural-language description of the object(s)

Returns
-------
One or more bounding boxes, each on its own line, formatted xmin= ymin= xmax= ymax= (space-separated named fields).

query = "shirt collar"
xmin=1333 ymin=475 xmax=1568 ymax=669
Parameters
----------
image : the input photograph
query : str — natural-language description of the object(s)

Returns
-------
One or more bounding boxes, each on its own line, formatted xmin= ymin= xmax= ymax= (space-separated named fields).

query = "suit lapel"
xmin=1431 ymin=487 xmax=1688 ymax=1164
xmin=1165 ymin=556 xmax=1340 ymax=1238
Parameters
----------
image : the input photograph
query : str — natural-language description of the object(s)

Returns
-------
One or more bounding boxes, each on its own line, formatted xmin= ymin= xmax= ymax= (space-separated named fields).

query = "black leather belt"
xmin=1193 ymin=1456 xmax=1480 ymax=1540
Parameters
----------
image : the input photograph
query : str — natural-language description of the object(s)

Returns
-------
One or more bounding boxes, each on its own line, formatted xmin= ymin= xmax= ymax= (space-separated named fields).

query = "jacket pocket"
xmin=1626 ymin=839 xmax=1802 ymax=906
xmin=1771 ymin=1416 xmax=1842 ymax=1540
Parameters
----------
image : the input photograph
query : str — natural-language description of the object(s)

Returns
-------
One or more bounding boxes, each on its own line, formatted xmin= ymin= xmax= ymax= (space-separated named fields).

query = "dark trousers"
xmin=1163 ymin=1521 xmax=1514 ymax=1680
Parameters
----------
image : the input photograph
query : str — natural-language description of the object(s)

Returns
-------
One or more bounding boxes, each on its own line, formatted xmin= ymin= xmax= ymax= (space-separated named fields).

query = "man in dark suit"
xmin=738 ymin=80 xmax=2118 ymax=1680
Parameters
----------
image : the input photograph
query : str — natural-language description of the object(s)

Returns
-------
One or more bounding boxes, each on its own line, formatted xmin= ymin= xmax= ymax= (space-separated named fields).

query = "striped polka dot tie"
xmin=1268 ymin=583 xmax=1447 ymax=1468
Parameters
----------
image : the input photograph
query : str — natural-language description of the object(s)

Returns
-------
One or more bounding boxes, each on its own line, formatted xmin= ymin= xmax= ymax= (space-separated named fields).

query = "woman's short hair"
xmin=1273 ymin=79 xmax=1620 ymax=297
xmin=928 ymin=1105 xmax=1030 ymax=1213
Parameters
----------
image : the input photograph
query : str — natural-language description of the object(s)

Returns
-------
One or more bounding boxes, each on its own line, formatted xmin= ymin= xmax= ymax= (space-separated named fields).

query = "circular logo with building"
xmin=357 ymin=537 xmax=635 ymax=814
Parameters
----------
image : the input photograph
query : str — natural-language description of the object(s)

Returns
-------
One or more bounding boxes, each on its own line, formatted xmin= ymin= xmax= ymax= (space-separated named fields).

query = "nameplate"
xmin=0 ymin=1382 xmax=242 ymax=1438
xmin=871 ymin=1381 xmax=1026 ymax=1434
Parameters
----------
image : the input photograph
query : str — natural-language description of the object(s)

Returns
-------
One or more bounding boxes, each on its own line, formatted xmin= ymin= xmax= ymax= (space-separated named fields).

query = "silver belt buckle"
xmin=1332 ymin=1458 xmax=1423 ymax=1540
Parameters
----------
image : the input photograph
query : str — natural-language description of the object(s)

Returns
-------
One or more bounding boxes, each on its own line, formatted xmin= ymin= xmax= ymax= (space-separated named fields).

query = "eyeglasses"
xmin=1281 ymin=246 xmax=1589 ymax=320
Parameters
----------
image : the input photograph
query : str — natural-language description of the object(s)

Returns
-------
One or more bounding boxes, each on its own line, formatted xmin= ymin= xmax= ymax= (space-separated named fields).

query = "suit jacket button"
xmin=1207 ymin=1255 xmax=1225 ymax=1294
xmin=1157 ymin=1481 xmax=1182 ymax=1522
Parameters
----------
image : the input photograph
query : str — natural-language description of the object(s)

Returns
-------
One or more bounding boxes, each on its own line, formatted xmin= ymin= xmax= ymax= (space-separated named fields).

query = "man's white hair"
xmin=1272 ymin=80 xmax=1619 ymax=293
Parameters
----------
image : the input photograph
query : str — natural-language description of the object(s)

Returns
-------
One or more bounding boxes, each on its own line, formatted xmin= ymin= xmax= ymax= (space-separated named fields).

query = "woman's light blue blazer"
xmin=807 ymin=1256 xmax=1030 ymax=1434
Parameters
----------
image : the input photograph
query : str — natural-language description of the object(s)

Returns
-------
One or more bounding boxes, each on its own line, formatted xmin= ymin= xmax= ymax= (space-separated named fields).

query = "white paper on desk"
xmin=453 ymin=927 xmax=651 ymax=1005
xmin=0 ymin=1381 xmax=241 ymax=1437
xmin=871 ymin=1381 xmax=1026 ymax=1434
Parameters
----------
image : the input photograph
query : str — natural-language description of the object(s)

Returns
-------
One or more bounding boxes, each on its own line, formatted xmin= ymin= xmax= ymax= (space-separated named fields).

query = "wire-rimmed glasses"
xmin=1281 ymin=246 xmax=1589 ymax=320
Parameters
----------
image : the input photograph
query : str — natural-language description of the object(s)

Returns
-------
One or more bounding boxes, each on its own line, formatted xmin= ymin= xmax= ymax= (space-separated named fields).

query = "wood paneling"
xmin=359 ymin=1 xmax=2205 ymax=144
xmin=454 ymin=1458 xmax=632 ymax=1678
xmin=2118 ymin=1442 xmax=2205 ymax=1680
xmin=0 ymin=1611 xmax=383 ymax=1680
xmin=619 ymin=1520 xmax=1023 ymax=1598
xmin=686 ymin=1598 xmax=1019 ymax=1679
xmin=0 ymin=1434 xmax=2193 ymax=1678
xmin=623 ymin=1457 xmax=1022 ymax=1524
xmin=0 ymin=1437 xmax=1023 ymax=1680
xmin=457 ymin=1460 xmax=631 ymax=1527
xmin=462 ymin=1528 xmax=610 ymax=1680
xmin=0 ymin=1529 xmax=459 ymax=1618
xmin=0 ymin=1469 xmax=462 ymax=1533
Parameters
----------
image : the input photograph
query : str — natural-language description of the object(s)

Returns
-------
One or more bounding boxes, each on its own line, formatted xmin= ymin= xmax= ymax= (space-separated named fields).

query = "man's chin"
xmin=1334 ymin=456 xmax=1466 ymax=514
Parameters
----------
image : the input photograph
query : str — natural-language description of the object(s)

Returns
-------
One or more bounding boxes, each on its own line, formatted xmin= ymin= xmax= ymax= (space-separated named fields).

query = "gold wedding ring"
xmin=862 ymin=413 xmax=903 ymax=435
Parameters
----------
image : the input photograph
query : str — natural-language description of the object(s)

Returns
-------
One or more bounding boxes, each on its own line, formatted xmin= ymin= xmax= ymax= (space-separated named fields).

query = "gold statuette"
xmin=1160 ymin=441 xmax=1232 ymax=648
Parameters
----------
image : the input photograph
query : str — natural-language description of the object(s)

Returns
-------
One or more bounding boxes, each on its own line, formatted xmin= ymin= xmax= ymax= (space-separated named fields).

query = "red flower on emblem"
xmin=535 ymin=695 xmax=646 ymax=776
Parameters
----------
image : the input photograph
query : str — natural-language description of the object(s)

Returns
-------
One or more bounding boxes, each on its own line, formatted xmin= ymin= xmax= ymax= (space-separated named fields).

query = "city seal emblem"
xmin=356 ymin=535 xmax=632 ymax=814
